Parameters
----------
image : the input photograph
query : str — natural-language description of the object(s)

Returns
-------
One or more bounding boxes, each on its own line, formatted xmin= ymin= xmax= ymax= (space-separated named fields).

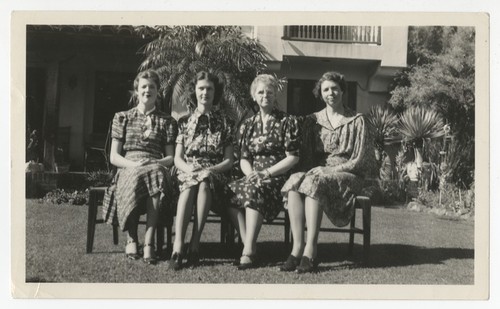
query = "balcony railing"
xmin=283 ymin=26 xmax=381 ymax=45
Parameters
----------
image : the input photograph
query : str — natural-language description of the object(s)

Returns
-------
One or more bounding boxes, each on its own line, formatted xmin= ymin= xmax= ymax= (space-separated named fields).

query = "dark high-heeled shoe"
xmin=186 ymin=250 xmax=200 ymax=268
xmin=168 ymin=251 xmax=183 ymax=271
xmin=142 ymin=244 xmax=157 ymax=265
xmin=279 ymin=255 xmax=301 ymax=272
xmin=296 ymin=256 xmax=318 ymax=273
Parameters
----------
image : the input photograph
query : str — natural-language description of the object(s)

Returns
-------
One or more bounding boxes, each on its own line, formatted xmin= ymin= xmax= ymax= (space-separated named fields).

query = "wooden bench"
xmin=224 ymin=196 xmax=371 ymax=265
xmin=87 ymin=186 xmax=371 ymax=265
xmin=86 ymin=186 xmax=232 ymax=257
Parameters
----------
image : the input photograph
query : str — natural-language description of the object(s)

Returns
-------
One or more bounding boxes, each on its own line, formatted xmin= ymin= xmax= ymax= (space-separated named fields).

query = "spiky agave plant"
xmin=367 ymin=105 xmax=400 ymax=153
xmin=398 ymin=105 xmax=445 ymax=148
xmin=397 ymin=105 xmax=445 ymax=190
xmin=367 ymin=105 xmax=400 ymax=180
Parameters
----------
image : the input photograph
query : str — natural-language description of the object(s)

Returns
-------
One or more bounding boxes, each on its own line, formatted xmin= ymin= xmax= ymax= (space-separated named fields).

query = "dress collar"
xmin=192 ymin=107 xmax=216 ymax=120
xmin=133 ymin=106 xmax=156 ymax=117
xmin=254 ymin=107 xmax=281 ymax=122
xmin=314 ymin=107 xmax=359 ymax=130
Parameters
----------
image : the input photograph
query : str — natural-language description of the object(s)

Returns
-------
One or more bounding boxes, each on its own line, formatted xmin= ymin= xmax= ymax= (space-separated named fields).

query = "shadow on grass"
xmin=83 ymin=241 xmax=473 ymax=271
xmin=192 ymin=241 xmax=473 ymax=270
xmin=318 ymin=243 xmax=474 ymax=269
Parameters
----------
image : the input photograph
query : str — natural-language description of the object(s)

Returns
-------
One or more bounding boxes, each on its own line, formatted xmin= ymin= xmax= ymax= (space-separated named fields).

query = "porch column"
xmin=42 ymin=62 xmax=60 ymax=171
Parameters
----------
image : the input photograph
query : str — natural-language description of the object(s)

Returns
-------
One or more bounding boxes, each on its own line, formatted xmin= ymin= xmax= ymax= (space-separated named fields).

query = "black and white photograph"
xmin=8 ymin=7 xmax=491 ymax=303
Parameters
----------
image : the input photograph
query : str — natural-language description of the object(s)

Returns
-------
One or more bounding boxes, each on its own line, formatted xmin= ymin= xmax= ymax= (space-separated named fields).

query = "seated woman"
xmin=228 ymin=74 xmax=300 ymax=270
xmin=280 ymin=71 xmax=375 ymax=273
xmin=103 ymin=69 xmax=178 ymax=265
xmin=169 ymin=71 xmax=234 ymax=270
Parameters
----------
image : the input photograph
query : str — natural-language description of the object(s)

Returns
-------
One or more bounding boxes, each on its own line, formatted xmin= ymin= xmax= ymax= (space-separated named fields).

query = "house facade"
xmin=26 ymin=25 xmax=408 ymax=172
xmin=243 ymin=26 xmax=408 ymax=115
xmin=26 ymin=26 xmax=150 ymax=171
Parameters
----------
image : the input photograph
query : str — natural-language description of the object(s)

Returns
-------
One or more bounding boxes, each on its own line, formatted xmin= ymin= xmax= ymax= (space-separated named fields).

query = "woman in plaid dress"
xmin=103 ymin=69 xmax=178 ymax=265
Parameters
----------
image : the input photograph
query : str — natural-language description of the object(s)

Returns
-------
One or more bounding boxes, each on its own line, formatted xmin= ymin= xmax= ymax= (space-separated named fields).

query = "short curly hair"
xmin=312 ymin=71 xmax=347 ymax=102
xmin=187 ymin=71 xmax=224 ymax=107
xmin=250 ymin=74 xmax=279 ymax=100
xmin=130 ymin=69 xmax=162 ymax=107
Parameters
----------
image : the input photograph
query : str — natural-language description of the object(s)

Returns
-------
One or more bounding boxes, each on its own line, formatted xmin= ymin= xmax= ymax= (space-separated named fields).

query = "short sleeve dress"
xmin=175 ymin=108 xmax=234 ymax=214
xmin=281 ymin=108 xmax=375 ymax=227
xmin=228 ymin=108 xmax=300 ymax=222
xmin=102 ymin=107 xmax=178 ymax=231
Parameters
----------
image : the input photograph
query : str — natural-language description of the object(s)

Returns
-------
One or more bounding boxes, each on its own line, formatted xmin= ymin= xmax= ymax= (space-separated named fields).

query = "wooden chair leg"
xmin=284 ymin=211 xmax=291 ymax=246
xmin=86 ymin=189 xmax=99 ymax=253
xmin=348 ymin=208 xmax=356 ymax=256
xmin=362 ymin=198 xmax=371 ymax=265
xmin=112 ymin=224 xmax=119 ymax=245
xmin=156 ymin=223 xmax=164 ymax=257
xmin=166 ymin=218 xmax=173 ymax=257
xmin=220 ymin=214 xmax=227 ymax=243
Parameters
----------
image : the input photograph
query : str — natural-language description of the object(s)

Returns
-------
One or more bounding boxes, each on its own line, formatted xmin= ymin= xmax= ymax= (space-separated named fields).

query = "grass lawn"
xmin=25 ymin=199 xmax=474 ymax=284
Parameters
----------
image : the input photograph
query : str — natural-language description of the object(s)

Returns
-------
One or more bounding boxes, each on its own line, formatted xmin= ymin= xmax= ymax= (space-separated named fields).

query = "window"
xmin=287 ymin=79 xmax=357 ymax=116
xmin=93 ymin=71 xmax=136 ymax=135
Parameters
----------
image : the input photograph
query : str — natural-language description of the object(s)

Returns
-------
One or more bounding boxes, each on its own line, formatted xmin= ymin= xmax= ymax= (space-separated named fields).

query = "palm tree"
xmin=135 ymin=26 xmax=271 ymax=126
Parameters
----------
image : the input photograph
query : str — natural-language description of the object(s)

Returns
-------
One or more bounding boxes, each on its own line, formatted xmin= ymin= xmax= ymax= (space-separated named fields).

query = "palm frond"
xmin=138 ymin=26 xmax=270 ymax=124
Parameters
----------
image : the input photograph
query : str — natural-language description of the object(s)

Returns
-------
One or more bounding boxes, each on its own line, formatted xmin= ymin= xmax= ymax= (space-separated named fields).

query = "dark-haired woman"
xmin=103 ymin=69 xmax=178 ymax=265
xmin=169 ymin=71 xmax=234 ymax=270
xmin=280 ymin=71 xmax=375 ymax=273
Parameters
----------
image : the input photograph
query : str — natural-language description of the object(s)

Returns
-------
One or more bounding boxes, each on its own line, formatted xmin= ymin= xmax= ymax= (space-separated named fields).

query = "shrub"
xmin=416 ymin=181 xmax=474 ymax=216
xmin=361 ymin=179 xmax=406 ymax=206
xmin=86 ymin=170 xmax=114 ymax=187
xmin=39 ymin=189 xmax=88 ymax=205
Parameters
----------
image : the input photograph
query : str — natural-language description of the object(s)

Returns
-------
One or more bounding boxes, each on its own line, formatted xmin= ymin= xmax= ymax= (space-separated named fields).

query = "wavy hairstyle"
xmin=312 ymin=71 xmax=347 ymax=102
xmin=249 ymin=74 xmax=279 ymax=101
xmin=187 ymin=71 xmax=224 ymax=109
xmin=130 ymin=69 xmax=162 ymax=107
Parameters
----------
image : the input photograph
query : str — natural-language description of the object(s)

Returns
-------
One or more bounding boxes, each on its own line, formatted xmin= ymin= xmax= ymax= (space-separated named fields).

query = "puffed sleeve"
xmin=239 ymin=119 xmax=252 ymax=161
xmin=283 ymin=115 xmax=300 ymax=156
xmin=220 ymin=116 xmax=235 ymax=147
xmin=111 ymin=112 xmax=127 ymax=142
xmin=164 ymin=117 xmax=178 ymax=145
xmin=175 ymin=116 xmax=188 ymax=145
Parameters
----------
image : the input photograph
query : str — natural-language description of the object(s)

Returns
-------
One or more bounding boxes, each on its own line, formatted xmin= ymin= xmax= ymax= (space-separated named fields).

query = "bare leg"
xmin=189 ymin=180 xmax=212 ymax=252
xmin=287 ymin=191 xmax=305 ymax=258
xmin=172 ymin=186 xmax=197 ymax=254
xmin=227 ymin=207 xmax=246 ymax=242
xmin=303 ymin=196 xmax=323 ymax=259
xmin=143 ymin=194 xmax=160 ymax=258
xmin=242 ymin=207 xmax=263 ymax=257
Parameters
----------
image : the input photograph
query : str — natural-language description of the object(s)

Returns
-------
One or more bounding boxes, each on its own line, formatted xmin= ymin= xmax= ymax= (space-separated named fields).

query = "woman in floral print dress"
xmin=228 ymin=74 xmax=300 ymax=270
xmin=168 ymin=71 xmax=234 ymax=270
xmin=280 ymin=71 xmax=375 ymax=273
